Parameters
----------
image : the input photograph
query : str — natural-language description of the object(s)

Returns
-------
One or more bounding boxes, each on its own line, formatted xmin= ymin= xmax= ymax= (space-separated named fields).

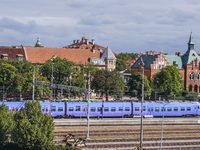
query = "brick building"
xmin=131 ymin=33 xmax=200 ymax=94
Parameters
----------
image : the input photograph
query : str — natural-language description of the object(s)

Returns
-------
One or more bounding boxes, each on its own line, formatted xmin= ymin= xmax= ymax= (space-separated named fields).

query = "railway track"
xmin=54 ymin=118 xmax=200 ymax=149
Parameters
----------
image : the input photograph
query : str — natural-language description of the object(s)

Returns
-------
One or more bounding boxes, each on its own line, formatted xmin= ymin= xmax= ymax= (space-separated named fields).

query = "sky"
xmin=1 ymin=0 xmax=200 ymax=54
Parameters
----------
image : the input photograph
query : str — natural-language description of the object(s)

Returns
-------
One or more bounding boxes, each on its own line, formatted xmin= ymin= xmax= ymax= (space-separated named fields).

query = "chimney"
xmin=77 ymin=40 xmax=80 ymax=43
xmin=140 ymin=52 xmax=143 ymax=56
xmin=146 ymin=51 xmax=150 ymax=56
xmin=160 ymin=51 xmax=163 ymax=55
xmin=153 ymin=51 xmax=157 ymax=56
xmin=92 ymin=39 xmax=95 ymax=45
xmin=176 ymin=52 xmax=181 ymax=56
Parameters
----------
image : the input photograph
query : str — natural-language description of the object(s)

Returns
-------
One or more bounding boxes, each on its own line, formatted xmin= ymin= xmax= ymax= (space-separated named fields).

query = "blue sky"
xmin=1 ymin=0 xmax=200 ymax=54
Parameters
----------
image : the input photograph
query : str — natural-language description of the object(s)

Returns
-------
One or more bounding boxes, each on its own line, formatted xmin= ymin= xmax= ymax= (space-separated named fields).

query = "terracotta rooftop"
xmin=0 ymin=47 xmax=26 ymax=60
xmin=24 ymin=46 xmax=101 ymax=64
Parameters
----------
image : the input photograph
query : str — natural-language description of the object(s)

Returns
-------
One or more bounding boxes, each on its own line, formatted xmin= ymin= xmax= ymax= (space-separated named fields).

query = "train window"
xmin=76 ymin=106 xmax=80 ymax=111
xmin=155 ymin=107 xmax=159 ymax=112
xmin=119 ymin=107 xmax=123 ymax=111
xmin=167 ymin=107 xmax=172 ymax=112
xmin=135 ymin=107 xmax=139 ymax=111
xmin=143 ymin=106 xmax=146 ymax=111
xmin=51 ymin=106 xmax=56 ymax=111
xmin=174 ymin=107 xmax=178 ymax=112
xmin=125 ymin=107 xmax=130 ymax=111
xmin=148 ymin=107 xmax=150 ymax=112
xmin=98 ymin=107 xmax=102 ymax=112
xmin=111 ymin=107 xmax=116 ymax=112
xmin=58 ymin=107 xmax=63 ymax=111
xmin=151 ymin=107 xmax=154 ymax=112
xmin=161 ymin=107 xmax=166 ymax=112
xmin=181 ymin=107 xmax=185 ymax=111
xmin=187 ymin=107 xmax=191 ymax=111
xmin=69 ymin=107 xmax=74 ymax=111
xmin=42 ymin=108 xmax=45 ymax=112
xmin=46 ymin=108 xmax=48 ymax=112
xmin=91 ymin=107 xmax=96 ymax=112
xmin=16 ymin=108 xmax=18 ymax=111
xmin=198 ymin=106 xmax=200 ymax=109
xmin=104 ymin=107 xmax=109 ymax=112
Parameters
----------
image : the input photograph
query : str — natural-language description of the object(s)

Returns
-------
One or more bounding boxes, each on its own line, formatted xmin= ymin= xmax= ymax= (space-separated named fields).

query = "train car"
xmin=1 ymin=102 xmax=26 ymax=113
xmin=140 ymin=102 xmax=200 ymax=117
xmin=66 ymin=102 xmax=88 ymax=117
xmin=40 ymin=102 xmax=65 ymax=117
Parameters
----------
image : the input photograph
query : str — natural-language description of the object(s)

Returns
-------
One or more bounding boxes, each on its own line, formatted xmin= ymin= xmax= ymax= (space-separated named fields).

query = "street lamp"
xmin=139 ymin=66 xmax=144 ymax=150
xmin=155 ymin=80 xmax=159 ymax=101
xmin=50 ymin=63 xmax=54 ymax=115
xmin=160 ymin=102 xmax=168 ymax=150
xmin=86 ymin=71 xmax=91 ymax=140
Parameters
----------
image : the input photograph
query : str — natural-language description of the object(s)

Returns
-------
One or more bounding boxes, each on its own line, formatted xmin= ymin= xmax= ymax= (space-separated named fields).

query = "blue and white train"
xmin=0 ymin=101 xmax=200 ymax=118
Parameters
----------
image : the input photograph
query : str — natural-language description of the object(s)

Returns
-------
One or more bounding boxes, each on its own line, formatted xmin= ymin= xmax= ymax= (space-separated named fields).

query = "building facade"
xmin=131 ymin=33 xmax=200 ymax=94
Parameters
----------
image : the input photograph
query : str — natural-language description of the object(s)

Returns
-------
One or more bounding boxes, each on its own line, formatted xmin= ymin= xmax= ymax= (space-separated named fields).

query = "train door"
xmin=196 ymin=105 xmax=200 ymax=115
xmin=81 ymin=105 xmax=87 ymax=117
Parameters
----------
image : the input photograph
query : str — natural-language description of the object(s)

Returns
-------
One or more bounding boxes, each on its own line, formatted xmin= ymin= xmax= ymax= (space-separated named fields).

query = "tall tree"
xmin=91 ymin=69 xmax=124 ymax=101
xmin=40 ymin=57 xmax=75 ymax=84
xmin=153 ymin=65 xmax=183 ymax=95
xmin=11 ymin=101 xmax=54 ymax=150
xmin=128 ymin=73 xmax=151 ymax=99
xmin=0 ymin=104 xmax=14 ymax=147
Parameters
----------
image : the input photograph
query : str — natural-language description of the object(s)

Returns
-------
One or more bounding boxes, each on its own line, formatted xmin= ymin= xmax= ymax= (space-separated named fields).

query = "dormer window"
xmin=1 ymin=54 xmax=8 ymax=60
xmin=16 ymin=54 xmax=23 ymax=61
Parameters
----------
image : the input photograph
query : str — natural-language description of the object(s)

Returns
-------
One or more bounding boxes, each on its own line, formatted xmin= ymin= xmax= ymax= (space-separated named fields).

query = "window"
xmin=151 ymin=107 xmax=154 ymax=112
xmin=98 ymin=107 xmax=102 ymax=112
xmin=76 ymin=106 xmax=80 ymax=111
xmin=167 ymin=107 xmax=172 ymax=112
xmin=174 ymin=107 xmax=178 ymax=112
xmin=91 ymin=107 xmax=96 ymax=112
xmin=161 ymin=107 xmax=166 ymax=112
xmin=148 ymin=107 xmax=150 ymax=112
xmin=51 ymin=106 xmax=56 ymax=112
xmin=135 ymin=107 xmax=139 ymax=111
xmin=104 ymin=107 xmax=109 ymax=112
xmin=111 ymin=107 xmax=116 ymax=112
xmin=155 ymin=107 xmax=159 ymax=112
xmin=198 ymin=73 xmax=200 ymax=80
xmin=181 ymin=107 xmax=185 ymax=111
xmin=46 ymin=108 xmax=48 ymax=112
xmin=42 ymin=108 xmax=45 ymax=112
xmin=189 ymin=72 xmax=194 ymax=80
xmin=125 ymin=107 xmax=130 ymax=111
xmin=187 ymin=107 xmax=191 ymax=111
xmin=109 ymin=60 xmax=113 ymax=65
xmin=119 ymin=107 xmax=123 ymax=111
xmin=58 ymin=107 xmax=63 ymax=111
xmin=69 ymin=107 xmax=74 ymax=111
xmin=143 ymin=106 xmax=146 ymax=111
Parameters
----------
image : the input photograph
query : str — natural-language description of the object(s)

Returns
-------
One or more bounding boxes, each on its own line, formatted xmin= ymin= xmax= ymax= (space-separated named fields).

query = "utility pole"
xmin=86 ymin=71 xmax=90 ymax=139
xmin=3 ymin=77 xmax=6 ymax=101
xmin=50 ymin=63 xmax=54 ymax=115
xmin=32 ymin=66 xmax=35 ymax=101
xmin=139 ymin=67 xmax=144 ymax=150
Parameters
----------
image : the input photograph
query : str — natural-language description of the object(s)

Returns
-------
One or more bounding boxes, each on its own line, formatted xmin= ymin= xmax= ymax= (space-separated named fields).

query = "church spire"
xmin=188 ymin=32 xmax=194 ymax=51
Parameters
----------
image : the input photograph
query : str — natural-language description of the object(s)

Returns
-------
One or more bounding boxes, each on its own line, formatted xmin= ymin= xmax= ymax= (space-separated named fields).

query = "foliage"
xmin=128 ymin=72 xmax=151 ymax=99
xmin=40 ymin=57 xmax=75 ymax=85
xmin=115 ymin=52 xmax=138 ymax=72
xmin=0 ymin=104 xmax=14 ymax=147
xmin=11 ymin=101 xmax=54 ymax=150
xmin=91 ymin=69 xmax=124 ymax=101
xmin=153 ymin=65 xmax=183 ymax=95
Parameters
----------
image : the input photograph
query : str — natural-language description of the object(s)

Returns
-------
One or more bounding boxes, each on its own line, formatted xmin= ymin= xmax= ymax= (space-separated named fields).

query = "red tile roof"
xmin=24 ymin=46 xmax=102 ymax=64
xmin=0 ymin=47 xmax=26 ymax=59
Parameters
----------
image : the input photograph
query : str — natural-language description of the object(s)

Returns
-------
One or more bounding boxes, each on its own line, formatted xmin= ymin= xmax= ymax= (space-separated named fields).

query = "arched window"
xmin=189 ymin=85 xmax=193 ymax=92
xmin=189 ymin=72 xmax=194 ymax=80
xmin=197 ymin=73 xmax=200 ymax=80
xmin=194 ymin=85 xmax=198 ymax=92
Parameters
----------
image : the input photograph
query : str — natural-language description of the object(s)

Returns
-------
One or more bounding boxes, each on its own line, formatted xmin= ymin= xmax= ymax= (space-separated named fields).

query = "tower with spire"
xmin=35 ymin=37 xmax=42 ymax=47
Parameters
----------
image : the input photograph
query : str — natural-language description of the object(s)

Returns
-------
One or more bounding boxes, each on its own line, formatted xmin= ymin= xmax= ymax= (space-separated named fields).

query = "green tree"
xmin=40 ymin=57 xmax=75 ymax=84
xmin=91 ymin=69 xmax=124 ymax=101
xmin=153 ymin=65 xmax=183 ymax=95
xmin=128 ymin=73 xmax=151 ymax=99
xmin=11 ymin=101 xmax=54 ymax=150
xmin=0 ymin=104 xmax=14 ymax=147
xmin=115 ymin=53 xmax=138 ymax=72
